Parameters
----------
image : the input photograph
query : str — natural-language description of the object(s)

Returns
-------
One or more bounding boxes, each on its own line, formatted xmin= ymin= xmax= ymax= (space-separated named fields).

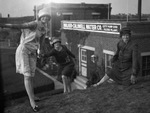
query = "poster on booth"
xmin=62 ymin=21 xmax=121 ymax=34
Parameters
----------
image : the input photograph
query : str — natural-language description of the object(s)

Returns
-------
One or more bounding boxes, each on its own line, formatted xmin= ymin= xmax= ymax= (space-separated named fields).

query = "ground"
xmin=4 ymin=79 xmax=150 ymax=113
xmin=1 ymin=48 xmax=150 ymax=113
xmin=0 ymin=47 xmax=55 ymax=113
xmin=0 ymin=48 xmax=55 ymax=99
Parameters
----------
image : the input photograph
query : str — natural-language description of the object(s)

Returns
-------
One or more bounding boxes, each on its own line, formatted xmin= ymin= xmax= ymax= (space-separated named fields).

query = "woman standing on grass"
xmin=0 ymin=8 xmax=51 ymax=112
xmin=42 ymin=38 xmax=76 ymax=93
xmin=94 ymin=27 xmax=139 ymax=86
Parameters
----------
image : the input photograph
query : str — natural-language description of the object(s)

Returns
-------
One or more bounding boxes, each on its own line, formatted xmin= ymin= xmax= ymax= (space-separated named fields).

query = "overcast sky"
xmin=0 ymin=0 xmax=150 ymax=17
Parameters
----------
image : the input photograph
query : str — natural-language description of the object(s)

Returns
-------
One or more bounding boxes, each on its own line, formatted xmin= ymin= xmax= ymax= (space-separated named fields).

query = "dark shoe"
xmin=31 ymin=105 xmax=39 ymax=112
xmin=34 ymin=97 xmax=41 ymax=102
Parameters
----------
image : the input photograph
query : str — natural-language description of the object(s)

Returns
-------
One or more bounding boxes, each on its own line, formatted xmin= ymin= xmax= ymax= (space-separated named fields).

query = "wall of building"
xmin=36 ymin=3 xmax=111 ymax=37
xmin=0 ymin=16 xmax=34 ymax=47
xmin=61 ymin=20 xmax=150 ymax=76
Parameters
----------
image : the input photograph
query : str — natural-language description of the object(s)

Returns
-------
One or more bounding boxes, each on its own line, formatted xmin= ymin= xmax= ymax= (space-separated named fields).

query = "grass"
xmin=1 ymin=48 xmax=55 ymax=98
xmin=0 ymin=48 xmax=55 ymax=113
xmin=1 ymin=48 xmax=150 ymax=113
xmin=4 ymin=80 xmax=150 ymax=113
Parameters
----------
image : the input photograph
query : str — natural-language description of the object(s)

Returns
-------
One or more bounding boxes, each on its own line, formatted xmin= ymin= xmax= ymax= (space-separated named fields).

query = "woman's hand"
xmin=72 ymin=58 xmax=76 ymax=64
xmin=130 ymin=75 xmax=136 ymax=84
xmin=93 ymin=83 xmax=100 ymax=87
xmin=38 ymin=53 xmax=46 ymax=59
xmin=41 ymin=54 xmax=46 ymax=58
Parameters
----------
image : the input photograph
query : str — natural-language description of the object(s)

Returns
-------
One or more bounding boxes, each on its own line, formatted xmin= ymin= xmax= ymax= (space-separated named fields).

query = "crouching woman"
xmin=42 ymin=38 xmax=76 ymax=93
xmin=94 ymin=27 xmax=139 ymax=86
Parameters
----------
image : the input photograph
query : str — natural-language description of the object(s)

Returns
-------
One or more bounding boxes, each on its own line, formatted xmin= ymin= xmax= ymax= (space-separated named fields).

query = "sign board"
xmin=62 ymin=21 xmax=121 ymax=34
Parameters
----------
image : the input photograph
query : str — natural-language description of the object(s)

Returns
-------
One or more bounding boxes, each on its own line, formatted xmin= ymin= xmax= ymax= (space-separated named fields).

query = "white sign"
xmin=62 ymin=21 xmax=121 ymax=34
xmin=81 ymin=66 xmax=87 ymax=77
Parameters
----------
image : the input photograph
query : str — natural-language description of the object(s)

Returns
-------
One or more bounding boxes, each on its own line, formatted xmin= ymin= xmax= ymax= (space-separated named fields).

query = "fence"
xmin=0 ymin=40 xmax=18 ymax=48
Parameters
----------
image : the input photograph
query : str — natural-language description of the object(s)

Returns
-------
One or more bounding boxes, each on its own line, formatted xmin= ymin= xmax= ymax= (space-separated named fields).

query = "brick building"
xmin=35 ymin=2 xmax=111 ymax=37
xmin=0 ymin=16 xmax=34 ymax=48
xmin=60 ymin=20 xmax=150 ymax=89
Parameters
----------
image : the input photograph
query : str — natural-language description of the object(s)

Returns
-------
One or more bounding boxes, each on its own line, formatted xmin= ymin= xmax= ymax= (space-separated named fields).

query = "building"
xmin=0 ymin=13 xmax=2 ymax=18
xmin=35 ymin=2 xmax=112 ymax=37
xmin=61 ymin=20 xmax=150 ymax=89
xmin=0 ymin=16 xmax=34 ymax=48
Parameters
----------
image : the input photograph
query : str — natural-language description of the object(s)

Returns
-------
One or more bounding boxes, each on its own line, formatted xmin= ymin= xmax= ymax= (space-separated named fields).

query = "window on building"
xmin=106 ymin=54 xmax=113 ymax=68
xmin=81 ymin=49 xmax=87 ymax=63
xmin=62 ymin=12 xmax=73 ymax=20
xmin=103 ymin=50 xmax=115 ymax=72
xmin=142 ymin=55 xmax=150 ymax=76
xmin=92 ymin=12 xmax=101 ymax=19
xmin=63 ymin=15 xmax=71 ymax=20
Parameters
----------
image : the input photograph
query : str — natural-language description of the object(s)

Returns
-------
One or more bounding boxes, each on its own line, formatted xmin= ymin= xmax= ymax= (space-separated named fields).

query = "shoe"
xmin=93 ymin=83 xmax=99 ymax=87
xmin=31 ymin=105 xmax=39 ymax=112
xmin=34 ymin=97 xmax=41 ymax=102
xmin=107 ymin=78 xmax=114 ymax=83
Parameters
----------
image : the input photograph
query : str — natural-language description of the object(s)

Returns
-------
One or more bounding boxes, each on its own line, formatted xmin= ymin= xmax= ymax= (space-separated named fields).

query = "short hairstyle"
xmin=120 ymin=27 xmax=131 ymax=37
xmin=52 ymin=38 xmax=61 ymax=47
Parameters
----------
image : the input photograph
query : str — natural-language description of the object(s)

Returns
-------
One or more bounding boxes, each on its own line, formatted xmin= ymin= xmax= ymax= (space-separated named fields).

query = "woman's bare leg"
xmin=62 ymin=75 xmax=68 ymax=93
xmin=67 ymin=77 xmax=72 ymax=93
xmin=30 ymin=76 xmax=39 ymax=101
xmin=93 ymin=74 xmax=110 ymax=86
xmin=31 ymin=77 xmax=35 ymax=98
xmin=24 ymin=74 xmax=36 ymax=108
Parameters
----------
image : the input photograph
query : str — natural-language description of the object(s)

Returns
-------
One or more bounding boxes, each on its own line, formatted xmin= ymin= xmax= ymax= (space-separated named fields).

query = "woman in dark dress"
xmin=43 ymin=38 xmax=76 ymax=93
xmin=94 ymin=27 xmax=139 ymax=86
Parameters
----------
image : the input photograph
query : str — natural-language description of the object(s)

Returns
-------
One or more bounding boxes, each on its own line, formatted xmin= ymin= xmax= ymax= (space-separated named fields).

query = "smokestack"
xmin=138 ymin=0 xmax=142 ymax=21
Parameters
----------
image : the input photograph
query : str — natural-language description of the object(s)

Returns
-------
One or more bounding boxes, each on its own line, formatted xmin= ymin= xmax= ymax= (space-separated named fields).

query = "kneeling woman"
xmin=43 ymin=38 xmax=76 ymax=93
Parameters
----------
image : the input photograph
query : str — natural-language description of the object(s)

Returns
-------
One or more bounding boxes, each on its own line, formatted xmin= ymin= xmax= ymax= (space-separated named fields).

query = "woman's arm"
xmin=0 ymin=21 xmax=37 ymax=29
xmin=43 ymin=49 xmax=55 ymax=58
xmin=65 ymin=46 xmax=75 ymax=58
xmin=132 ymin=43 xmax=138 ymax=76
xmin=111 ymin=42 xmax=119 ymax=63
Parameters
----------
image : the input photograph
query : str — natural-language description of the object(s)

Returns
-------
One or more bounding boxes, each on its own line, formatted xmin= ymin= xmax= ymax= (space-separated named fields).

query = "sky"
xmin=0 ymin=0 xmax=150 ymax=17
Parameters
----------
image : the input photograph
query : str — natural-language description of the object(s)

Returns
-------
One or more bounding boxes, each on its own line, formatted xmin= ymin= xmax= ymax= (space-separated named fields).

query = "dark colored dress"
xmin=45 ymin=45 xmax=75 ymax=77
xmin=107 ymin=40 xmax=139 ymax=86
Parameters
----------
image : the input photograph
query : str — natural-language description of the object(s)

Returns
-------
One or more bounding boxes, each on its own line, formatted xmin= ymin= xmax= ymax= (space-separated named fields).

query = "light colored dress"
xmin=14 ymin=21 xmax=47 ymax=76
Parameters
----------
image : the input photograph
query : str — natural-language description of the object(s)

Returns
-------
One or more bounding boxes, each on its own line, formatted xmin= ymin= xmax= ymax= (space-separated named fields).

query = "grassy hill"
xmin=4 ymin=79 xmax=150 ymax=113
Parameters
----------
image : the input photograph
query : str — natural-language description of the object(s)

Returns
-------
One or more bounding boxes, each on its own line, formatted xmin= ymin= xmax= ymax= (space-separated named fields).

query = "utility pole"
xmin=126 ymin=0 xmax=129 ymax=22
xmin=107 ymin=3 xmax=111 ymax=20
xmin=35 ymin=5 xmax=38 ymax=20
xmin=108 ymin=3 xmax=109 ymax=20
xmin=49 ymin=2 xmax=52 ymax=37
xmin=138 ymin=0 xmax=142 ymax=21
